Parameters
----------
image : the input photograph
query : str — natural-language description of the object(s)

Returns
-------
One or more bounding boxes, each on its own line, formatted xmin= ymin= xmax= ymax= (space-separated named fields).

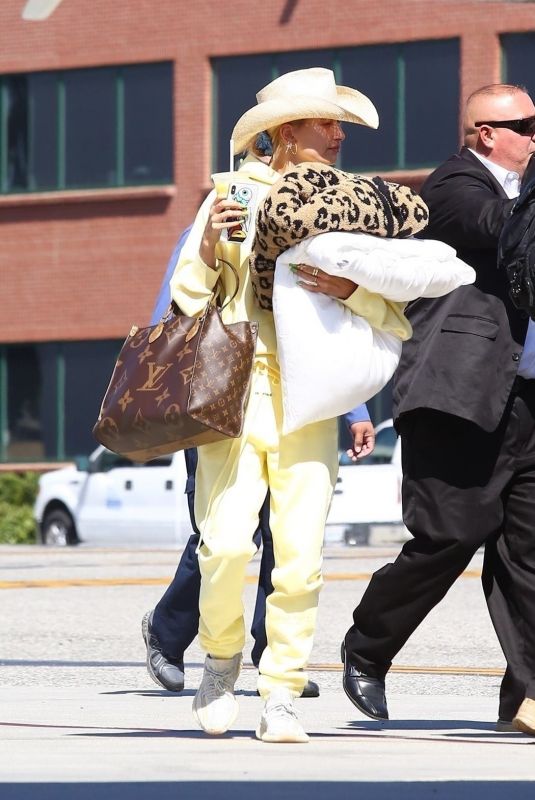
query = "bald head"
xmin=462 ymin=84 xmax=535 ymax=176
xmin=464 ymin=84 xmax=528 ymax=144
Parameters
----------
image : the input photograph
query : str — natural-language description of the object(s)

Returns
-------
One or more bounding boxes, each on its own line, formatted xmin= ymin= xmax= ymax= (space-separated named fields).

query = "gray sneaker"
xmin=141 ymin=610 xmax=185 ymax=692
xmin=192 ymin=653 xmax=242 ymax=735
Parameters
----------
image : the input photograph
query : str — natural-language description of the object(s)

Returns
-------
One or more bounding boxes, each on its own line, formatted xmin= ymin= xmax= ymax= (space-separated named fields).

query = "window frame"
xmin=211 ymin=38 xmax=460 ymax=175
xmin=0 ymin=339 xmax=124 ymax=464
xmin=501 ymin=32 xmax=535 ymax=100
xmin=0 ymin=61 xmax=174 ymax=195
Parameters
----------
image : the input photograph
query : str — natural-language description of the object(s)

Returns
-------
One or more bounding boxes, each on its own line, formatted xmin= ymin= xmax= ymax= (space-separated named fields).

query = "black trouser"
xmin=151 ymin=448 xmax=273 ymax=667
xmin=344 ymin=381 xmax=535 ymax=720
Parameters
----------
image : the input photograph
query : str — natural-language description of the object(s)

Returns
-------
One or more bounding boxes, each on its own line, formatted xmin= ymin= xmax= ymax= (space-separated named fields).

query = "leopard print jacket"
xmin=250 ymin=162 xmax=429 ymax=310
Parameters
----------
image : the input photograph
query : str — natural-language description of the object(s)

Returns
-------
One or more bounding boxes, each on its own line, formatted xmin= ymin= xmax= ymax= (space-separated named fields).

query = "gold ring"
xmin=312 ymin=268 xmax=319 ymax=277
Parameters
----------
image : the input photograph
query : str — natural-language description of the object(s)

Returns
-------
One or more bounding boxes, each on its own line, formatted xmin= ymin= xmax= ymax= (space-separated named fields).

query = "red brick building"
xmin=1 ymin=0 xmax=534 ymax=463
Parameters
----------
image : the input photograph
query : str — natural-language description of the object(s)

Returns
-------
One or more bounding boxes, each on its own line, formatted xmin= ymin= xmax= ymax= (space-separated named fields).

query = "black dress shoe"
xmin=255 ymin=679 xmax=320 ymax=698
xmin=341 ymin=642 xmax=388 ymax=720
xmin=301 ymin=679 xmax=320 ymax=698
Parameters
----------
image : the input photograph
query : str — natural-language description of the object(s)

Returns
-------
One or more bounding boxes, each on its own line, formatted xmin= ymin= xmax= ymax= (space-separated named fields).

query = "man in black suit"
xmin=342 ymin=83 xmax=535 ymax=734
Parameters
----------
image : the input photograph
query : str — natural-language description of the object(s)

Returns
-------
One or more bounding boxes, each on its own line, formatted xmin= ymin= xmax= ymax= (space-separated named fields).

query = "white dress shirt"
xmin=469 ymin=149 xmax=535 ymax=378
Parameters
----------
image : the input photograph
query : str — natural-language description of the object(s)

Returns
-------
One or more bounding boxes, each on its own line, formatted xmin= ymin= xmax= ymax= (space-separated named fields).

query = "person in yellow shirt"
xmin=170 ymin=67 xmax=402 ymax=743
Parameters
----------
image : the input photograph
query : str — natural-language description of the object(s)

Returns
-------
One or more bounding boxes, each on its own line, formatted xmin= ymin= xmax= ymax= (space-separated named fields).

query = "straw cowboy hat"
xmin=231 ymin=67 xmax=379 ymax=153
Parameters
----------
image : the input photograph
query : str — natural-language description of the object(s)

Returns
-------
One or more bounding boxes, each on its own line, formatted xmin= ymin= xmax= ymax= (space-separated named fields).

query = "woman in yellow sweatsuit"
xmin=170 ymin=67 xmax=408 ymax=743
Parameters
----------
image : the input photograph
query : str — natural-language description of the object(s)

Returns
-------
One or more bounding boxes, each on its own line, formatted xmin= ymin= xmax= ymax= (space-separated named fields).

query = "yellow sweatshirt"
xmin=170 ymin=158 xmax=280 ymax=359
xmin=170 ymin=159 xmax=412 ymax=361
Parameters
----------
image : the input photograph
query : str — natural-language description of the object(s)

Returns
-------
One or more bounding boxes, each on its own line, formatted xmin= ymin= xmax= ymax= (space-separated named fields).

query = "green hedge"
xmin=0 ymin=472 xmax=40 ymax=544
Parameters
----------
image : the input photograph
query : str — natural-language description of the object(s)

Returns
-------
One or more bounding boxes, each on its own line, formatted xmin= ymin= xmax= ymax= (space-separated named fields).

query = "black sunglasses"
xmin=475 ymin=115 xmax=535 ymax=136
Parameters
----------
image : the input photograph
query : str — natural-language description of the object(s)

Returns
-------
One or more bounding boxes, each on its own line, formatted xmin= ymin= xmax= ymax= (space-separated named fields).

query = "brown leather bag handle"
xmin=157 ymin=256 xmax=241 ymax=326
xmin=214 ymin=257 xmax=241 ymax=310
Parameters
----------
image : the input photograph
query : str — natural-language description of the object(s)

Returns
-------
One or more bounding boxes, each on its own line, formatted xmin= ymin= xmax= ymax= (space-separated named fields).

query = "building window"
xmin=501 ymin=33 xmax=535 ymax=99
xmin=0 ymin=62 xmax=173 ymax=194
xmin=0 ymin=340 xmax=122 ymax=462
xmin=0 ymin=337 xmax=393 ymax=463
xmin=212 ymin=39 xmax=460 ymax=174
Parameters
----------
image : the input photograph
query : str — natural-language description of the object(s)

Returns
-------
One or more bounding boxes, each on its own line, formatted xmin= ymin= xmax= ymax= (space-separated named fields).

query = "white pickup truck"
xmin=327 ymin=419 xmax=406 ymax=546
xmin=34 ymin=421 xmax=405 ymax=547
xmin=34 ymin=448 xmax=192 ymax=547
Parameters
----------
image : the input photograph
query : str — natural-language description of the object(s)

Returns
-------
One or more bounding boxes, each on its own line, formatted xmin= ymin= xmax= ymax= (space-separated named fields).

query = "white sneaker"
xmin=192 ymin=653 xmax=242 ymax=735
xmin=256 ymin=688 xmax=309 ymax=743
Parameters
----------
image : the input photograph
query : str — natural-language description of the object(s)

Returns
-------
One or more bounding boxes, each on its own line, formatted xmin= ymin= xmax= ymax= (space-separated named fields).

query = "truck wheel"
xmin=42 ymin=509 xmax=77 ymax=547
xmin=343 ymin=523 xmax=370 ymax=546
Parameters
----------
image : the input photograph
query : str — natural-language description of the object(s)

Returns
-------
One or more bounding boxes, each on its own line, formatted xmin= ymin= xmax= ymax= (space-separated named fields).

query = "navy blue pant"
xmin=151 ymin=448 xmax=274 ymax=666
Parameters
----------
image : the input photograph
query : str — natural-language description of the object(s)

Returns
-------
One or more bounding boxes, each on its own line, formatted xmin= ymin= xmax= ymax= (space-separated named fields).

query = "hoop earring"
xmin=285 ymin=141 xmax=297 ymax=156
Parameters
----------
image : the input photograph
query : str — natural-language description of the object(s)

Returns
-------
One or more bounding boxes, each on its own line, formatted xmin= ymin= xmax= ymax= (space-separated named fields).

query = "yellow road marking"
xmin=302 ymin=664 xmax=504 ymax=677
xmin=322 ymin=571 xmax=482 ymax=581
xmin=0 ymin=569 xmax=482 ymax=590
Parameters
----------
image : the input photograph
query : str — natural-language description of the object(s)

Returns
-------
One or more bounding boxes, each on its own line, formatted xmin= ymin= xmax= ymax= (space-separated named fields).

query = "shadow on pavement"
xmin=347 ymin=719 xmax=507 ymax=731
xmin=2 ymin=782 xmax=533 ymax=799
xmin=100 ymin=689 xmax=258 ymax=698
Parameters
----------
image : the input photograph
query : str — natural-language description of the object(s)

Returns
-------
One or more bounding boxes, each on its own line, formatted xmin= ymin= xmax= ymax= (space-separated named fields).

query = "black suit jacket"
xmin=393 ymin=147 xmax=529 ymax=432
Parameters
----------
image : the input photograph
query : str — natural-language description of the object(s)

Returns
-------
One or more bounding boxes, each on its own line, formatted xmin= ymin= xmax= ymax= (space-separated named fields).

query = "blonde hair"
xmin=246 ymin=120 xmax=307 ymax=163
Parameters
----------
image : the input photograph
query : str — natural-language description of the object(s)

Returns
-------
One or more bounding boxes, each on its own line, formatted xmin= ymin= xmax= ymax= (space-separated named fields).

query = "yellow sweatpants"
xmin=194 ymin=359 xmax=339 ymax=698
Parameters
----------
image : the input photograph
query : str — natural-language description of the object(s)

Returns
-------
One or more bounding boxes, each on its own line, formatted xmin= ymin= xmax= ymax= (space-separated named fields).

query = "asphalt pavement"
xmin=1 ymin=543 xmax=534 ymax=798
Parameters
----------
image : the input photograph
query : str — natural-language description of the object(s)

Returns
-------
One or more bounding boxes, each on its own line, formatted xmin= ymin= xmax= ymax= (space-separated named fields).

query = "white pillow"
xmin=277 ymin=231 xmax=476 ymax=302
xmin=273 ymin=270 xmax=402 ymax=435
xmin=273 ymin=232 xmax=475 ymax=435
